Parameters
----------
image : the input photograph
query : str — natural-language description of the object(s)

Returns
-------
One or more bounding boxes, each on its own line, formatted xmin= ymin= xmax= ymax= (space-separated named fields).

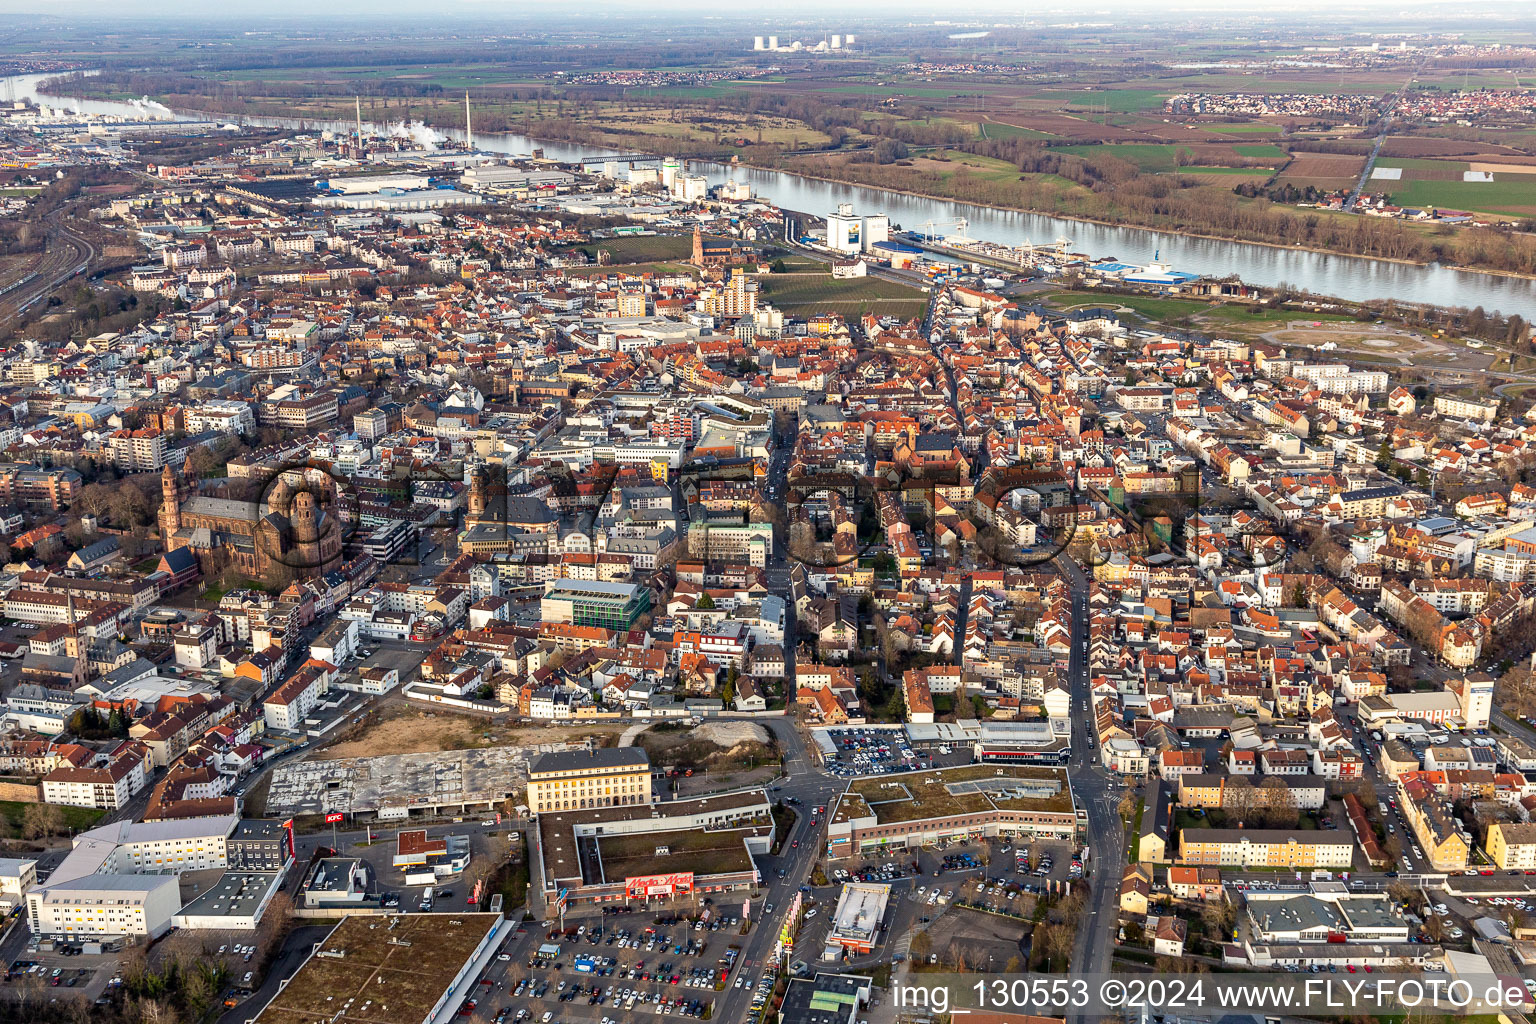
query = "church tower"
xmin=468 ymin=467 xmax=488 ymax=519
xmin=159 ymin=464 xmax=182 ymax=538
xmin=691 ymin=225 xmax=704 ymax=268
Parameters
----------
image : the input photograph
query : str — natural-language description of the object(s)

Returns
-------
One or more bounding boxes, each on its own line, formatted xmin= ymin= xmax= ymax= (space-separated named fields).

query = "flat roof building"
xmin=828 ymin=882 xmax=890 ymax=954
xmin=249 ymin=912 xmax=513 ymax=1024
xmin=540 ymin=580 xmax=652 ymax=631
xmin=527 ymin=747 xmax=651 ymax=817
xmin=27 ymin=874 xmax=181 ymax=941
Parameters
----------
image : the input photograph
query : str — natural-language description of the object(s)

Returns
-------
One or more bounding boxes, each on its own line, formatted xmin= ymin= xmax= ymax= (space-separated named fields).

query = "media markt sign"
xmin=624 ymin=871 xmax=695 ymax=898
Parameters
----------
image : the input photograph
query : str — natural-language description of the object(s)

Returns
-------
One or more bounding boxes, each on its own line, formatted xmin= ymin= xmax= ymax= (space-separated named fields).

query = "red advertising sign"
xmin=325 ymin=811 xmax=344 ymax=824
xmin=624 ymin=872 xmax=695 ymax=898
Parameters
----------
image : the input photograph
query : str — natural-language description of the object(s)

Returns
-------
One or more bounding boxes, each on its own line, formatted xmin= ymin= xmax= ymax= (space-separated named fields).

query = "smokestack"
xmin=355 ymin=97 xmax=363 ymax=152
xmin=465 ymin=90 xmax=473 ymax=152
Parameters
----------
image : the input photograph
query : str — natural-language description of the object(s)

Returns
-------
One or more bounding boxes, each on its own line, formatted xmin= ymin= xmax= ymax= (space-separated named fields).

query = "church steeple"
xmin=160 ymin=464 xmax=182 ymax=536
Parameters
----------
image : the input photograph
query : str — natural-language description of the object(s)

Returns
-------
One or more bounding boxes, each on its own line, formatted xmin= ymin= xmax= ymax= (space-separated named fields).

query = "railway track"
xmin=0 ymin=203 xmax=99 ymax=326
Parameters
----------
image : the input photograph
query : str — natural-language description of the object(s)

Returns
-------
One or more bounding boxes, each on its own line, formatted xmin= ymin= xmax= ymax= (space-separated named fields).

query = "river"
xmin=10 ymin=71 xmax=1536 ymax=318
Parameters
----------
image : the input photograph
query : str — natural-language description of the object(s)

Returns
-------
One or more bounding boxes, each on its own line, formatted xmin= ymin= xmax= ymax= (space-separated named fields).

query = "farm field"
xmin=1383 ymin=177 xmax=1536 ymax=217
xmin=1057 ymin=143 xmax=1184 ymax=172
xmin=1272 ymin=154 xmax=1367 ymax=189
xmin=1031 ymin=88 xmax=1170 ymax=112
xmin=1198 ymin=122 xmax=1284 ymax=135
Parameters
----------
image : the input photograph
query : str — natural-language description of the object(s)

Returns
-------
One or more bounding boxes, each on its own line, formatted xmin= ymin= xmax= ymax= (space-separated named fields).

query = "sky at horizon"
xmin=5 ymin=0 xmax=1536 ymax=19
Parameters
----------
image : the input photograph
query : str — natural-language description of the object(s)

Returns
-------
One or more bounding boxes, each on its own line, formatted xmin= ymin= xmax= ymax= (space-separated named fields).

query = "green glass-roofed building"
xmin=540 ymin=580 xmax=652 ymax=631
xmin=778 ymin=973 xmax=870 ymax=1024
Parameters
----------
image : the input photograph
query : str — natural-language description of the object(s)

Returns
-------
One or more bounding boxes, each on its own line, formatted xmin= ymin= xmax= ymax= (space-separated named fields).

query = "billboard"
xmin=325 ymin=811 xmax=344 ymax=824
xmin=625 ymin=872 xmax=695 ymax=898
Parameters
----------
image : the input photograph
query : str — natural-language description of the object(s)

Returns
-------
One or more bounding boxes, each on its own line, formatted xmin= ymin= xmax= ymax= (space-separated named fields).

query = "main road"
xmin=1056 ymin=553 xmax=1124 ymax=1007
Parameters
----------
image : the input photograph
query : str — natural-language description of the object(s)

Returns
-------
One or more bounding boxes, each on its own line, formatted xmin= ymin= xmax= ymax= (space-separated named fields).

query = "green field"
xmin=1043 ymin=290 xmax=1211 ymax=321
xmin=1385 ymin=177 xmax=1536 ymax=216
xmin=1058 ymin=142 xmax=1280 ymax=176
xmin=1034 ymin=88 xmax=1168 ymax=112
xmin=569 ymin=234 xmax=694 ymax=264
xmin=757 ymin=273 xmax=929 ymax=315
xmin=1042 ymin=291 xmax=1354 ymax=326
xmin=1198 ymin=123 xmax=1283 ymax=135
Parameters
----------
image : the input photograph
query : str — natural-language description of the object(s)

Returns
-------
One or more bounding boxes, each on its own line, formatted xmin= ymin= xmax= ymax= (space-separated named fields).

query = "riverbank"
xmin=45 ymin=78 xmax=1491 ymax=277
xmin=467 ymin=119 xmax=1536 ymax=282
xmin=737 ymin=159 xmax=1489 ymax=277
xmin=14 ymin=72 xmax=1536 ymax=316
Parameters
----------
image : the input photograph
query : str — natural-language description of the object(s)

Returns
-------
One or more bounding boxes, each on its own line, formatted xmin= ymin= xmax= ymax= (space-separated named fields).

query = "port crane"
xmin=917 ymin=218 xmax=969 ymax=242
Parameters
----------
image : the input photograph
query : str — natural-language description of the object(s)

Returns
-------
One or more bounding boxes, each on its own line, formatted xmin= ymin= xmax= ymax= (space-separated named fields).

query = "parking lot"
xmin=6 ymin=948 xmax=121 ymax=1008
xmin=448 ymin=906 xmax=760 ymax=1024
xmin=818 ymin=727 xmax=973 ymax=778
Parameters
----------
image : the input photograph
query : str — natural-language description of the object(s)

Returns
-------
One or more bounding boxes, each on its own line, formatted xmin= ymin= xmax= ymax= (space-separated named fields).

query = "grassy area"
xmin=198 ymin=579 xmax=266 ymax=602
xmin=1129 ymin=800 xmax=1145 ymax=864
xmin=1385 ymin=176 xmax=1536 ymax=216
xmin=562 ymin=261 xmax=698 ymax=279
xmin=771 ymin=803 xmax=799 ymax=855
xmin=489 ymin=844 xmax=530 ymax=914
xmin=1042 ymin=290 xmax=1356 ymax=327
xmin=1042 ymin=290 xmax=1211 ymax=321
xmin=0 ymin=187 xmax=42 ymax=197
xmin=569 ymin=234 xmax=694 ymax=264
xmin=0 ymin=800 xmax=105 ymax=839
xmin=1198 ymin=123 xmax=1282 ymax=134
xmin=756 ymin=273 xmax=928 ymax=316
xmin=1200 ymin=305 xmax=1354 ymax=325
xmin=1057 ymin=143 xmax=1182 ymax=173
xmin=1035 ymin=88 xmax=1169 ymax=112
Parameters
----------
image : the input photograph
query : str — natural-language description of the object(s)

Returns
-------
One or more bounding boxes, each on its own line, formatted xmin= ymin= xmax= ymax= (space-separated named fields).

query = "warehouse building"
xmin=249 ymin=913 xmax=513 ymax=1024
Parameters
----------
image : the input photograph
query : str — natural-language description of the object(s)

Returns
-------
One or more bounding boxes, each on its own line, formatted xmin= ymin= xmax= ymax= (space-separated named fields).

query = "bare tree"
xmin=22 ymin=802 xmax=63 ymax=839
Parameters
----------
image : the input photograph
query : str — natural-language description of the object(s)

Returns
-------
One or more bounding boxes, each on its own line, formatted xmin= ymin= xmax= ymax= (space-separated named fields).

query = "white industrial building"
xmin=28 ymin=874 xmax=182 ymax=941
xmin=321 ymin=173 xmax=431 ymax=194
xmin=26 ymin=816 xmax=292 ymax=941
xmin=0 ymin=858 xmax=37 ymax=912
xmin=825 ymin=204 xmax=889 ymax=254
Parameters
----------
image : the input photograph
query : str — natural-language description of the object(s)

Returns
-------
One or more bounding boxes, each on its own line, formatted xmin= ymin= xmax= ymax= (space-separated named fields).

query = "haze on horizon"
xmin=3 ymin=0 xmax=1534 ymax=21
